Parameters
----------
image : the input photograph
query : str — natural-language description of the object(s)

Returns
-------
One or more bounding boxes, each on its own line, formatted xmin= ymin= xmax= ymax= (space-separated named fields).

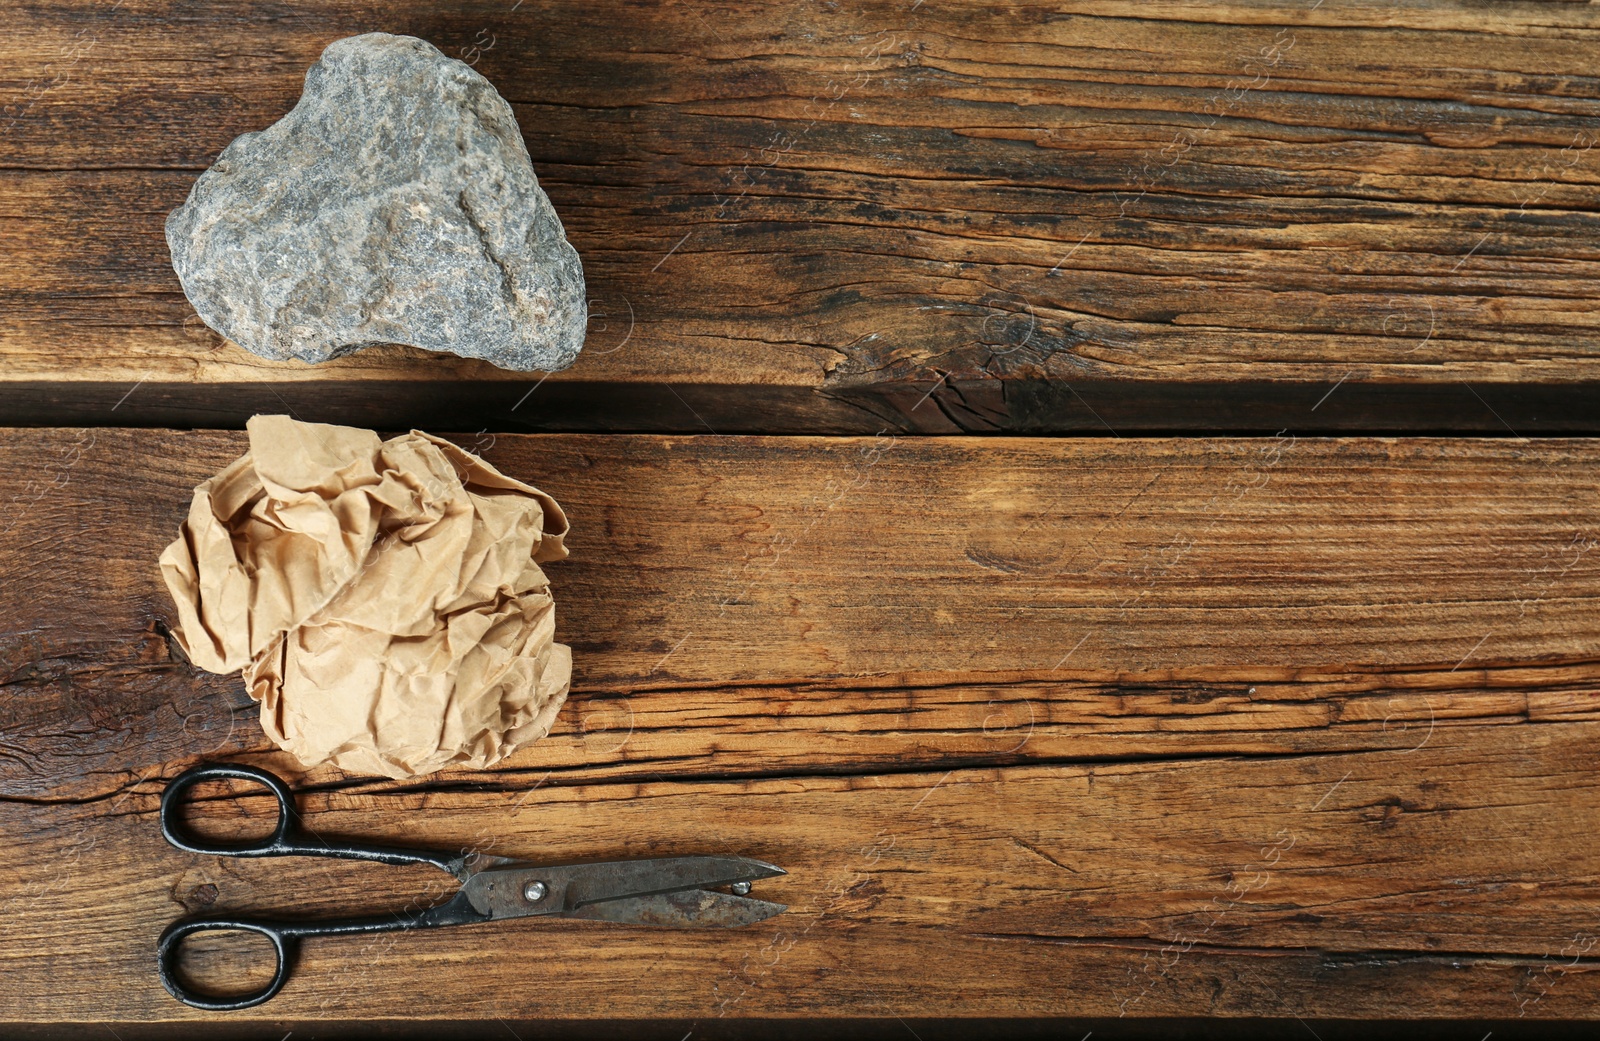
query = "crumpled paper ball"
xmin=159 ymin=414 xmax=572 ymax=778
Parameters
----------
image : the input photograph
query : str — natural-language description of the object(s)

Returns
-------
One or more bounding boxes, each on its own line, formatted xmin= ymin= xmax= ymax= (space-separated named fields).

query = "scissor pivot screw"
xmin=730 ymin=881 xmax=752 ymax=896
xmin=523 ymin=880 xmax=548 ymax=902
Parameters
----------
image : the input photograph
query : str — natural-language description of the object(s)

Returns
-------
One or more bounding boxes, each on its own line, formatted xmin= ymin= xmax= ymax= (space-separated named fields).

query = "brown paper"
xmin=159 ymin=415 xmax=572 ymax=778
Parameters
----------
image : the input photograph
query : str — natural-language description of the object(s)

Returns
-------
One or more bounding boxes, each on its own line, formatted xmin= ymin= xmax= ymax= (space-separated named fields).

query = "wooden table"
xmin=2 ymin=2 xmax=1598 ymax=1037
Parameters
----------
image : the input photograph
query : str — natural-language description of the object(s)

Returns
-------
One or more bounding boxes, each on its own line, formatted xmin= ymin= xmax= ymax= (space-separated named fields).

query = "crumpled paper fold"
xmin=160 ymin=415 xmax=571 ymax=778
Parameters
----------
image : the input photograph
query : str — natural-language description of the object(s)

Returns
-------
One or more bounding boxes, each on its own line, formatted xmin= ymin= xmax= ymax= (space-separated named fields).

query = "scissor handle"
xmin=157 ymin=916 xmax=292 ymax=1011
xmin=157 ymin=763 xmax=494 ymax=1009
xmin=158 ymin=893 xmax=488 ymax=1010
xmin=161 ymin=763 xmax=304 ymax=857
xmin=160 ymin=763 xmax=458 ymax=870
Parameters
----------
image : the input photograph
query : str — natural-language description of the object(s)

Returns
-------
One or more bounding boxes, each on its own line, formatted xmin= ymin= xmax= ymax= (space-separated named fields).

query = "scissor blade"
xmin=463 ymin=856 xmax=784 ymax=921
xmin=565 ymin=889 xmax=787 ymax=928
xmin=562 ymin=856 xmax=784 ymax=909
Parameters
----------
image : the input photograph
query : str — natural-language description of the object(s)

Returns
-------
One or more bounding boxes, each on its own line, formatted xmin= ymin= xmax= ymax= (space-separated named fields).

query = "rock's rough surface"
xmin=166 ymin=32 xmax=586 ymax=372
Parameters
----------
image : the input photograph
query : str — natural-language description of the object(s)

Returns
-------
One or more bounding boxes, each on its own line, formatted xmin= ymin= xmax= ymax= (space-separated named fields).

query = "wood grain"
xmin=11 ymin=722 xmax=1600 ymax=1023
xmin=3 ymin=2 xmax=1600 ymax=431
xmin=2 ymin=428 xmax=1599 ymax=1024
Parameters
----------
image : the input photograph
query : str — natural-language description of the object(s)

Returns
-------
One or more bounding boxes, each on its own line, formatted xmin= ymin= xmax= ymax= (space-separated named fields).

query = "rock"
xmin=165 ymin=32 xmax=586 ymax=372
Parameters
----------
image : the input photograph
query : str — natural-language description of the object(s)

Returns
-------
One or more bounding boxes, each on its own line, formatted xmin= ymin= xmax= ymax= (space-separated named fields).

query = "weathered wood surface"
xmin=4 ymin=2 xmax=1600 ymax=432
xmin=2 ymin=429 xmax=1600 ymax=1026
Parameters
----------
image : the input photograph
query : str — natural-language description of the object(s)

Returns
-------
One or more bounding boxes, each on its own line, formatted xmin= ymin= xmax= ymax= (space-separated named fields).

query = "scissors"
xmin=157 ymin=763 xmax=786 ymax=1010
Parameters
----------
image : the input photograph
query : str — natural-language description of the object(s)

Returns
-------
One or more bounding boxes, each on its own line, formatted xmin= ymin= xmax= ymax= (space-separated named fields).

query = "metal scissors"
xmin=157 ymin=763 xmax=786 ymax=1010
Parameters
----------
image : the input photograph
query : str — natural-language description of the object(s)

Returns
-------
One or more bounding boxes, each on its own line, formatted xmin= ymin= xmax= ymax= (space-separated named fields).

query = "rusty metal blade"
xmin=463 ymin=856 xmax=785 ymax=921
xmin=563 ymin=888 xmax=787 ymax=928
xmin=561 ymin=856 xmax=784 ymax=909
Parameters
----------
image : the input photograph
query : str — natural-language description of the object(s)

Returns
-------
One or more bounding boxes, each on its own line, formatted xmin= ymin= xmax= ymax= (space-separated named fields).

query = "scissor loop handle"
xmin=157 ymin=917 xmax=292 ymax=1012
xmin=161 ymin=763 xmax=303 ymax=857
xmin=162 ymin=762 xmax=462 ymax=872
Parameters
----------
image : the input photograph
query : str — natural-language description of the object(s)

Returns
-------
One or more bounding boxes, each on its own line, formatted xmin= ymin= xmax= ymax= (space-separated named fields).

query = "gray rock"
xmin=166 ymin=32 xmax=586 ymax=371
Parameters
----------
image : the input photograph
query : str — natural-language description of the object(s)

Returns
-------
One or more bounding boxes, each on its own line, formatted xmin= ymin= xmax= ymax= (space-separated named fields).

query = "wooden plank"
xmin=4 ymin=2 xmax=1600 ymax=431
xmin=3 ymin=427 xmax=1600 ymax=796
xmin=2 ymin=428 xmax=1599 ymax=1024
xmin=9 ymin=720 xmax=1600 ymax=1023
